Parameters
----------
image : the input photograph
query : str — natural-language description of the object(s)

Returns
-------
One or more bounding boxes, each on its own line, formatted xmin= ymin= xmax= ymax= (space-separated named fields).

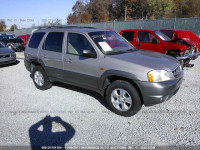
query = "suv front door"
xmin=63 ymin=32 xmax=100 ymax=90
xmin=135 ymin=31 xmax=162 ymax=53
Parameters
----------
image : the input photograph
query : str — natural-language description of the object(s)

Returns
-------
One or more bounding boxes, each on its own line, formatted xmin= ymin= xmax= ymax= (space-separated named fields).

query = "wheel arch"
xmin=29 ymin=59 xmax=45 ymax=72
xmin=101 ymin=74 xmax=144 ymax=105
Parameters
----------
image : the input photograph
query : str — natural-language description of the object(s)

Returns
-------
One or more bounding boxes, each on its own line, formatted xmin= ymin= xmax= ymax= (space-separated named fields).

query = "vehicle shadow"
xmin=54 ymin=82 xmax=109 ymax=110
xmin=28 ymin=76 xmax=109 ymax=110
xmin=0 ymin=60 xmax=20 ymax=68
xmin=29 ymin=115 xmax=75 ymax=150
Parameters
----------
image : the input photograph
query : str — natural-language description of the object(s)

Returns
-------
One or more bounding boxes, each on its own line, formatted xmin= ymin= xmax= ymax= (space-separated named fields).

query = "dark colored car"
xmin=18 ymin=34 xmax=30 ymax=46
xmin=119 ymin=29 xmax=199 ymax=67
xmin=160 ymin=29 xmax=200 ymax=51
xmin=0 ymin=34 xmax=25 ymax=52
xmin=0 ymin=41 xmax=16 ymax=66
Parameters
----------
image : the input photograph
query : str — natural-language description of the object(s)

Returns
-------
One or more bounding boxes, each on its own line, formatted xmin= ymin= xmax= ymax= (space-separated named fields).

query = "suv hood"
xmin=0 ymin=47 xmax=15 ymax=54
xmin=107 ymin=49 xmax=179 ymax=71
xmin=171 ymin=38 xmax=197 ymax=47
xmin=164 ymin=41 xmax=188 ymax=52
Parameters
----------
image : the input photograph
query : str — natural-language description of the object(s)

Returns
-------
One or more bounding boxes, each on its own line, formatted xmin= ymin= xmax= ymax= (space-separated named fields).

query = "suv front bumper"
xmin=0 ymin=54 xmax=16 ymax=66
xmin=176 ymin=51 xmax=199 ymax=61
xmin=135 ymin=77 xmax=183 ymax=106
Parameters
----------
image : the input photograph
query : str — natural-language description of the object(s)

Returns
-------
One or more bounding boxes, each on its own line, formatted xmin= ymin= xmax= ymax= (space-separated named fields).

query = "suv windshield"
xmin=89 ymin=31 xmax=135 ymax=55
xmin=154 ymin=31 xmax=171 ymax=41
xmin=0 ymin=41 xmax=5 ymax=48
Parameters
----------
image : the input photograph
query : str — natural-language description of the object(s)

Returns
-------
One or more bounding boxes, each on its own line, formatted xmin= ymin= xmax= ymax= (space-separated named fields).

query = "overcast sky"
xmin=0 ymin=0 xmax=77 ymax=28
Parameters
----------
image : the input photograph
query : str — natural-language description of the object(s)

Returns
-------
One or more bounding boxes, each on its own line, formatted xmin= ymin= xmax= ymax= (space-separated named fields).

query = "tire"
xmin=32 ymin=66 xmax=52 ymax=90
xmin=105 ymin=80 xmax=142 ymax=117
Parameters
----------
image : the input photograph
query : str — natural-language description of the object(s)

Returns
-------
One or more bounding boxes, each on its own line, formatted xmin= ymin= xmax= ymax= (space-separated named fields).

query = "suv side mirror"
xmin=82 ymin=50 xmax=97 ymax=58
xmin=152 ymin=38 xmax=159 ymax=44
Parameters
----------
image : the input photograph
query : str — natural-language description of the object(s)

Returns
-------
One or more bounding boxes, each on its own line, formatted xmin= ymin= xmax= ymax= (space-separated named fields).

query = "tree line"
xmin=0 ymin=20 xmax=18 ymax=32
xmin=67 ymin=0 xmax=200 ymax=24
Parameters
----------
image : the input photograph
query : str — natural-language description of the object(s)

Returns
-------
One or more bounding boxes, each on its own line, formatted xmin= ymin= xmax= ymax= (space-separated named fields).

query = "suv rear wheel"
xmin=106 ymin=80 xmax=142 ymax=117
xmin=32 ymin=66 xmax=52 ymax=90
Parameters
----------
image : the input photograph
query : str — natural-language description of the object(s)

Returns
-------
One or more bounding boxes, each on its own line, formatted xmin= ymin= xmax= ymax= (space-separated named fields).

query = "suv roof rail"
xmin=37 ymin=26 xmax=96 ymax=30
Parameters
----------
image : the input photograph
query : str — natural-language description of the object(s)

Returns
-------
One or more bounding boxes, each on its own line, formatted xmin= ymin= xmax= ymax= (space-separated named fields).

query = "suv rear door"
xmin=38 ymin=32 xmax=64 ymax=79
xmin=63 ymin=32 xmax=100 ymax=90
xmin=26 ymin=32 xmax=45 ymax=61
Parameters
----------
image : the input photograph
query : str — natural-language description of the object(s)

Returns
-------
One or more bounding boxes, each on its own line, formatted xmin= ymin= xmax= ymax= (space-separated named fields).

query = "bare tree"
xmin=0 ymin=20 xmax=6 ymax=32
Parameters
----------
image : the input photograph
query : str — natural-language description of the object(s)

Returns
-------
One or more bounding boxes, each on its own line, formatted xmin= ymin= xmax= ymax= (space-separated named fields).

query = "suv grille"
xmin=172 ymin=65 xmax=182 ymax=78
xmin=0 ymin=54 xmax=10 ymax=59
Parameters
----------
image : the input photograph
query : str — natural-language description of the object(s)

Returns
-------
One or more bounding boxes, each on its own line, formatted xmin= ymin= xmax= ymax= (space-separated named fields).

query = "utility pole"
xmin=125 ymin=7 xmax=127 ymax=21
xmin=173 ymin=10 xmax=176 ymax=29
xmin=173 ymin=15 xmax=176 ymax=29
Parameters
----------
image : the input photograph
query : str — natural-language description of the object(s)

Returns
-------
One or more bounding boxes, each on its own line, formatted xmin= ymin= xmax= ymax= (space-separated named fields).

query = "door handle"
xmin=65 ymin=58 xmax=72 ymax=63
xmin=136 ymin=44 xmax=141 ymax=46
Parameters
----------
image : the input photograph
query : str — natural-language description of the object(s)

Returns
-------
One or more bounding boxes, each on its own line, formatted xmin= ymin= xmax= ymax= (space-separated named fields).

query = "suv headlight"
xmin=148 ymin=70 xmax=171 ymax=82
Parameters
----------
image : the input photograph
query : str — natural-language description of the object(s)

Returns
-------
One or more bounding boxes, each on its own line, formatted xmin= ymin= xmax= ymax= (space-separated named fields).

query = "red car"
xmin=119 ymin=29 xmax=199 ymax=66
xmin=160 ymin=29 xmax=200 ymax=51
xmin=18 ymin=34 xmax=30 ymax=46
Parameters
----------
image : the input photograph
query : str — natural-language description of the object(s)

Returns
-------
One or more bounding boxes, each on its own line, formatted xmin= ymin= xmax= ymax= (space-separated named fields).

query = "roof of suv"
xmin=34 ymin=26 xmax=108 ymax=33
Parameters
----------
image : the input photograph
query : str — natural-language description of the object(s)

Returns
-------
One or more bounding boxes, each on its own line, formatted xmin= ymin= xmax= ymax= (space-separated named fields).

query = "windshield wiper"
xmin=106 ymin=51 xmax=127 ymax=55
xmin=126 ymin=48 xmax=135 ymax=52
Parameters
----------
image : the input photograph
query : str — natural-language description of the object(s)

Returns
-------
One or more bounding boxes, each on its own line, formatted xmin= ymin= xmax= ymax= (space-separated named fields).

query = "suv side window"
xmin=67 ymin=33 xmax=95 ymax=55
xmin=43 ymin=32 xmax=64 ymax=53
xmin=122 ymin=31 xmax=134 ymax=42
xmin=138 ymin=31 xmax=157 ymax=42
xmin=29 ymin=32 xmax=45 ymax=48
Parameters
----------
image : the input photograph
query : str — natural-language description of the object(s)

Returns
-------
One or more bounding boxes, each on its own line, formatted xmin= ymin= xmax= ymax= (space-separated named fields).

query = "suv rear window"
xmin=29 ymin=32 xmax=45 ymax=49
xmin=122 ymin=31 xmax=134 ymax=42
xmin=43 ymin=32 xmax=64 ymax=53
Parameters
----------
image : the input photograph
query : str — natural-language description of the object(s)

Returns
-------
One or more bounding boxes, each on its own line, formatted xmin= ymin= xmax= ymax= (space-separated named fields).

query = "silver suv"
xmin=24 ymin=26 xmax=183 ymax=117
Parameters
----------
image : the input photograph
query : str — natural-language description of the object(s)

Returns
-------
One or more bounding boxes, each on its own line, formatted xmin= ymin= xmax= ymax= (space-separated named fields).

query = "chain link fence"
xmin=14 ymin=17 xmax=200 ymax=36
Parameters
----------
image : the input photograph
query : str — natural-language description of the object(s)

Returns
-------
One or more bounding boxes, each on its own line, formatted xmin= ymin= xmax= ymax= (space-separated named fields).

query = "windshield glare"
xmin=154 ymin=31 xmax=171 ymax=41
xmin=89 ymin=31 xmax=135 ymax=54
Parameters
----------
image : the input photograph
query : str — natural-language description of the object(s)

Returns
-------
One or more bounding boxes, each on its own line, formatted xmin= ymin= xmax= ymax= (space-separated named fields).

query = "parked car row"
xmin=2 ymin=26 xmax=199 ymax=117
xmin=24 ymin=26 xmax=184 ymax=117
xmin=0 ymin=33 xmax=25 ymax=52
xmin=119 ymin=29 xmax=199 ymax=67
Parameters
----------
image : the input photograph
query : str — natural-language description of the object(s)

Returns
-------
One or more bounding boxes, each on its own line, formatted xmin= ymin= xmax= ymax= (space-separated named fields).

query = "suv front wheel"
xmin=106 ymin=80 xmax=142 ymax=117
xmin=32 ymin=66 xmax=53 ymax=90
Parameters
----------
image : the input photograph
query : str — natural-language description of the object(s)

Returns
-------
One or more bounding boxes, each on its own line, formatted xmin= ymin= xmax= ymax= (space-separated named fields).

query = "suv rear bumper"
xmin=135 ymin=77 xmax=183 ymax=106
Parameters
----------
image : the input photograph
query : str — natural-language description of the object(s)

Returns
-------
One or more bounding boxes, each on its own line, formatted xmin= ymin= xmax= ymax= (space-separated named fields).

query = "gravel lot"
xmin=0 ymin=52 xmax=199 ymax=149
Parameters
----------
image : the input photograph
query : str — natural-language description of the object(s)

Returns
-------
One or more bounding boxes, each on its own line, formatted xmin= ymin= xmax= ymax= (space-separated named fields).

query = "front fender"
xmin=98 ymin=70 xmax=140 ymax=92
